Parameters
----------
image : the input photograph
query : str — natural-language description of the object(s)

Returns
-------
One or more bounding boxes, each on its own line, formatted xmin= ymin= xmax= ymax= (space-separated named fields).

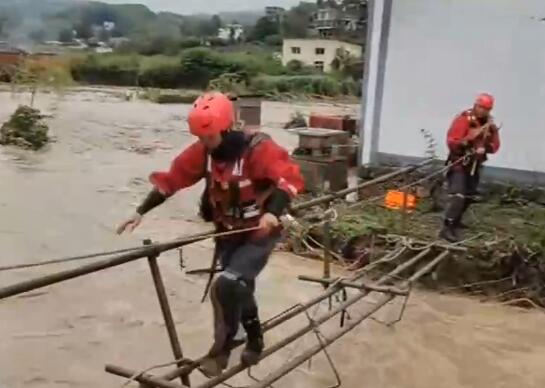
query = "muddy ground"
xmin=1 ymin=87 xmax=545 ymax=388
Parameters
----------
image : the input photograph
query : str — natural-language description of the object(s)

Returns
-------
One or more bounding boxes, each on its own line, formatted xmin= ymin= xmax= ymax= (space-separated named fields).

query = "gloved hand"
xmin=258 ymin=212 xmax=279 ymax=234
xmin=116 ymin=213 xmax=143 ymax=235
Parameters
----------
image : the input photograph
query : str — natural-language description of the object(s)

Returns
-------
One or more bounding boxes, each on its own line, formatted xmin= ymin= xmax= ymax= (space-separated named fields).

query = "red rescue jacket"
xmin=149 ymin=132 xmax=304 ymax=236
xmin=447 ymin=109 xmax=501 ymax=170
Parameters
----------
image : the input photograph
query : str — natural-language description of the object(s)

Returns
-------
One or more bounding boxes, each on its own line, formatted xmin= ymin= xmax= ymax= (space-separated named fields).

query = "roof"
xmin=0 ymin=42 xmax=27 ymax=55
xmin=283 ymin=38 xmax=362 ymax=48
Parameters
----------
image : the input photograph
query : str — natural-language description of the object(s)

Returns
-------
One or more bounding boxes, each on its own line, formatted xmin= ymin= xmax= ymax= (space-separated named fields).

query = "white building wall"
xmin=361 ymin=0 xmax=545 ymax=181
xmin=360 ymin=0 xmax=387 ymax=166
xmin=282 ymin=39 xmax=362 ymax=72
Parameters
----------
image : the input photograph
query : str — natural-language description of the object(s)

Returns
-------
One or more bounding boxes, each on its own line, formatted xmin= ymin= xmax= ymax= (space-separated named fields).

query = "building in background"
xmin=282 ymin=38 xmax=362 ymax=72
xmin=360 ymin=0 xmax=545 ymax=184
xmin=103 ymin=21 xmax=116 ymax=32
xmin=310 ymin=1 xmax=368 ymax=40
xmin=217 ymin=24 xmax=244 ymax=42
xmin=109 ymin=37 xmax=130 ymax=48
xmin=0 ymin=43 xmax=26 ymax=66
xmin=265 ymin=6 xmax=286 ymax=23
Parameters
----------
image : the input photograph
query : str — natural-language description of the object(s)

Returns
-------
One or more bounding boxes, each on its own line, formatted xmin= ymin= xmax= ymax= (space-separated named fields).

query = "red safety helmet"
xmin=475 ymin=93 xmax=495 ymax=110
xmin=188 ymin=92 xmax=235 ymax=137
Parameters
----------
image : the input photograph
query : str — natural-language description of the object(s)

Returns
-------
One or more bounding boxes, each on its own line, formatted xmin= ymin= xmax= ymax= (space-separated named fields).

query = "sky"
xmin=99 ymin=0 xmax=302 ymax=14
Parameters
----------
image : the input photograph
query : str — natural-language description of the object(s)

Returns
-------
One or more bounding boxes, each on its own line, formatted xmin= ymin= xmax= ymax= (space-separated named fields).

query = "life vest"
xmin=447 ymin=110 xmax=493 ymax=169
xmin=200 ymin=132 xmax=274 ymax=231
xmin=464 ymin=110 xmax=494 ymax=148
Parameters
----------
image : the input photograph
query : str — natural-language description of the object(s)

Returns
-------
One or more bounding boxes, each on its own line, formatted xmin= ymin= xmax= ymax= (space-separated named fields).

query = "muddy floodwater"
xmin=1 ymin=88 xmax=545 ymax=388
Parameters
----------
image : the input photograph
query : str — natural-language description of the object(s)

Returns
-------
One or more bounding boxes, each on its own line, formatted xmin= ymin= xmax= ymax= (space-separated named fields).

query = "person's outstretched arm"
xmin=116 ymin=141 xmax=206 ymax=234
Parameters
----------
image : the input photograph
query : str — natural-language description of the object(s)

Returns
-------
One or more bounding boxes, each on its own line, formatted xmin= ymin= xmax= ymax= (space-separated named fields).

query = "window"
xmin=315 ymin=47 xmax=325 ymax=55
xmin=314 ymin=61 xmax=324 ymax=72
xmin=291 ymin=47 xmax=301 ymax=54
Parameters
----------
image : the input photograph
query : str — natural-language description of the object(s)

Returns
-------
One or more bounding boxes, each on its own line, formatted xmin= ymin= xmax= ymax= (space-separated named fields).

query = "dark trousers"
xmin=444 ymin=168 xmax=481 ymax=224
xmin=208 ymin=235 xmax=278 ymax=356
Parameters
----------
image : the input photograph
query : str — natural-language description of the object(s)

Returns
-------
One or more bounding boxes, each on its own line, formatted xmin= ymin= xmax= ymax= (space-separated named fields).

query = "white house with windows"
xmin=282 ymin=38 xmax=362 ymax=72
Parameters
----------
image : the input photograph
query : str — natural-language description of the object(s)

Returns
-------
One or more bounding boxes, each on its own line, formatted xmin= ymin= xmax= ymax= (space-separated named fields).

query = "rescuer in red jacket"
xmin=117 ymin=92 xmax=304 ymax=375
xmin=439 ymin=93 xmax=501 ymax=242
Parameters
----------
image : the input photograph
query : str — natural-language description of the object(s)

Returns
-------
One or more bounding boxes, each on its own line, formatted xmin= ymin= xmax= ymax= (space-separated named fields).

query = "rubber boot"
xmin=201 ymin=275 xmax=237 ymax=378
xmin=454 ymin=198 xmax=472 ymax=229
xmin=240 ymin=317 xmax=264 ymax=366
xmin=200 ymin=350 xmax=230 ymax=377
xmin=454 ymin=218 xmax=469 ymax=229
xmin=439 ymin=220 xmax=460 ymax=243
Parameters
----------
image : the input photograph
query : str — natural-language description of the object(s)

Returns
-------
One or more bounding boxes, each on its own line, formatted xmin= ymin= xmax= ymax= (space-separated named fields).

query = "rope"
xmin=0 ymin=227 xmax=260 ymax=273
xmin=121 ymin=358 xmax=194 ymax=387
xmin=353 ymin=246 xmax=407 ymax=277
xmin=0 ymin=246 xmax=153 ymax=272
xmin=304 ymin=234 xmax=348 ymax=267
xmin=247 ymin=368 xmax=274 ymax=388
xmin=344 ymin=155 xmax=466 ymax=211
xmin=1 ymin=159 xmax=462 ymax=274
xmin=302 ymin=309 xmax=342 ymax=388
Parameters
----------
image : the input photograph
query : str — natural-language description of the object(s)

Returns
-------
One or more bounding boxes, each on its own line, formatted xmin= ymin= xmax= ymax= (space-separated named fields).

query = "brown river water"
xmin=1 ymin=88 xmax=544 ymax=388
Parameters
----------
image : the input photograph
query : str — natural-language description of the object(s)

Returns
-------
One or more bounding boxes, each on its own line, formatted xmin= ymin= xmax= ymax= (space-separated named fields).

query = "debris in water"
xmin=284 ymin=111 xmax=307 ymax=129
xmin=0 ymin=105 xmax=50 ymax=150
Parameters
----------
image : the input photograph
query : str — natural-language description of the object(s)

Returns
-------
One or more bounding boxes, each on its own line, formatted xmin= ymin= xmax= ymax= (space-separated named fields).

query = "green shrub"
xmin=179 ymin=48 xmax=247 ymax=88
xmin=251 ymin=75 xmax=346 ymax=97
xmin=340 ymin=79 xmax=361 ymax=96
xmin=0 ymin=105 xmax=49 ymax=150
xmin=285 ymin=59 xmax=304 ymax=72
xmin=264 ymin=34 xmax=283 ymax=47
xmin=208 ymin=38 xmax=228 ymax=47
xmin=283 ymin=59 xmax=319 ymax=75
xmin=139 ymin=89 xmax=200 ymax=104
xmin=225 ymin=52 xmax=284 ymax=77
xmin=208 ymin=73 xmax=248 ymax=95
xmin=153 ymin=93 xmax=199 ymax=104
xmin=71 ymin=54 xmax=139 ymax=86
xmin=179 ymin=38 xmax=202 ymax=49
xmin=67 ymin=49 xmax=356 ymax=95
xmin=138 ymin=55 xmax=184 ymax=88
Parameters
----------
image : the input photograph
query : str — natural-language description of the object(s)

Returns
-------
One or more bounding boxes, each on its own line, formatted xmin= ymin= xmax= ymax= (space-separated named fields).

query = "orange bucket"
xmin=384 ymin=190 xmax=417 ymax=211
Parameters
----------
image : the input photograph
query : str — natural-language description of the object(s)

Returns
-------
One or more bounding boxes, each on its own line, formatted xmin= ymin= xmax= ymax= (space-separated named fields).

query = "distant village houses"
xmin=217 ymin=24 xmax=244 ymax=42
xmin=0 ymin=42 xmax=26 ymax=66
xmin=310 ymin=1 xmax=367 ymax=40
xmin=265 ymin=6 xmax=286 ymax=22
xmin=282 ymin=38 xmax=362 ymax=73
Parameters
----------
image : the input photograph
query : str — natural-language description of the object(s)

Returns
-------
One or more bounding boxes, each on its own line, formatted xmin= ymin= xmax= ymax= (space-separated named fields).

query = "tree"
xmin=286 ymin=59 xmax=304 ymax=72
xmin=0 ymin=17 xmax=6 ymax=37
xmin=249 ymin=17 xmax=279 ymax=42
xmin=229 ymin=26 xmax=237 ymax=43
xmin=211 ymin=15 xmax=222 ymax=31
xmin=28 ymin=29 xmax=46 ymax=43
xmin=80 ymin=3 xmax=118 ymax=27
xmin=264 ymin=34 xmax=282 ymax=46
xmin=133 ymin=35 xmax=177 ymax=55
xmin=98 ymin=28 xmax=111 ymax=43
xmin=283 ymin=2 xmax=317 ymax=38
xmin=331 ymin=47 xmax=362 ymax=79
xmin=111 ymin=27 xmax=124 ymax=38
xmin=58 ymin=28 xmax=74 ymax=43
xmin=12 ymin=58 xmax=74 ymax=108
xmin=74 ymin=22 xmax=93 ymax=40
xmin=199 ymin=15 xmax=222 ymax=37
